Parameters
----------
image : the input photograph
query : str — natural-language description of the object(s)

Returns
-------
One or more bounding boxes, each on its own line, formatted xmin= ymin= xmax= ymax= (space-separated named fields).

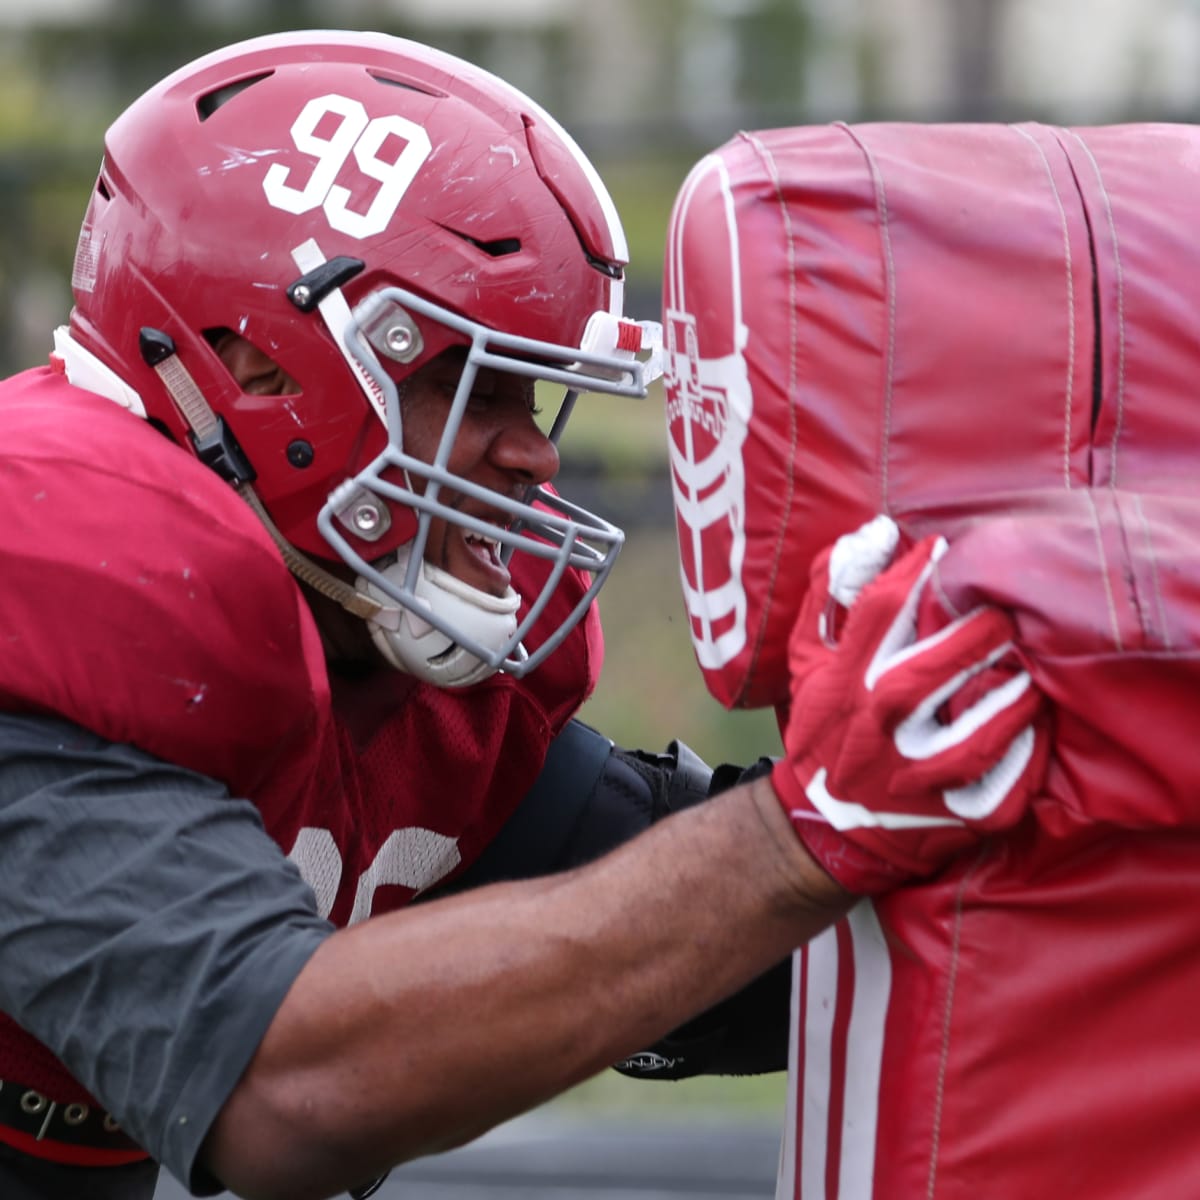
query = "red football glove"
xmin=771 ymin=516 xmax=1051 ymax=894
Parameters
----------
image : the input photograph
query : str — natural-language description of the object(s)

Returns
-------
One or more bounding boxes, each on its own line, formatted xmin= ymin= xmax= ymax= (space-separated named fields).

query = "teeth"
xmin=465 ymin=533 xmax=502 ymax=565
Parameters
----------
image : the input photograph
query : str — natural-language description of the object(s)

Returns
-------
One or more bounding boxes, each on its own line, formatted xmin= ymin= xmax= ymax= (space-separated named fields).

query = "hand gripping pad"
xmin=662 ymin=121 xmax=1200 ymax=710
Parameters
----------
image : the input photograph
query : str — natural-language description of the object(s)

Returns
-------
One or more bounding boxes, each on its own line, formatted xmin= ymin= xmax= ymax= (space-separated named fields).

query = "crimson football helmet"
xmin=62 ymin=30 xmax=660 ymax=686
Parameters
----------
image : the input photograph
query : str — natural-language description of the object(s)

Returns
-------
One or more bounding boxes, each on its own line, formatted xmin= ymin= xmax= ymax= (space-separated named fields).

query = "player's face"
xmin=398 ymin=348 xmax=559 ymax=598
xmin=215 ymin=335 xmax=559 ymax=600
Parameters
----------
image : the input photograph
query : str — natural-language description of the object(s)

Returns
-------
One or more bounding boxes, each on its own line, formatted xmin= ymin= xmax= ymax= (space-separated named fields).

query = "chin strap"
xmin=357 ymin=547 xmax=520 ymax=687
xmin=135 ymin=327 xmax=394 ymax=626
xmin=237 ymin=485 xmax=388 ymax=623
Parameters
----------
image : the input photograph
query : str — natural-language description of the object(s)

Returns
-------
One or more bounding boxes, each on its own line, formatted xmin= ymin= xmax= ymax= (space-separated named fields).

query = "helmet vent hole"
xmin=442 ymin=228 xmax=522 ymax=258
xmin=196 ymin=72 xmax=274 ymax=122
xmin=367 ymin=70 xmax=446 ymax=99
xmin=586 ymin=254 xmax=623 ymax=280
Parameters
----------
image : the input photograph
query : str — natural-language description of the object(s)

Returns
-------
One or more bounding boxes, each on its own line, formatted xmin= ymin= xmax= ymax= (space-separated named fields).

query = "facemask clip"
xmin=332 ymin=484 xmax=393 ymax=543
xmin=358 ymin=299 xmax=425 ymax=364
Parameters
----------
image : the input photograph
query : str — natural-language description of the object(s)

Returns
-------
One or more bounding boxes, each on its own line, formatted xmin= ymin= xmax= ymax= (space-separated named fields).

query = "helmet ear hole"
xmin=204 ymin=328 xmax=298 ymax=395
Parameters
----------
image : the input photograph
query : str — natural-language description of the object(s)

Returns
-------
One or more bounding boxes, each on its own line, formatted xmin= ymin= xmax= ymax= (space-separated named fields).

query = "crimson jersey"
xmin=664 ymin=122 xmax=1200 ymax=1198
xmin=0 ymin=366 xmax=601 ymax=1151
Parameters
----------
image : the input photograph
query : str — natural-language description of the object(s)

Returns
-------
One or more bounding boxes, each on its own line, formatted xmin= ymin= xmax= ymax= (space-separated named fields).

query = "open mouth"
xmin=459 ymin=529 xmax=512 ymax=596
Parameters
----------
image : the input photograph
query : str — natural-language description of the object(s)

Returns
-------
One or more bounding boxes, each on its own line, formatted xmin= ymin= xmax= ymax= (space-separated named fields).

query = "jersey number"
xmin=288 ymin=826 xmax=462 ymax=925
xmin=263 ymin=93 xmax=432 ymax=239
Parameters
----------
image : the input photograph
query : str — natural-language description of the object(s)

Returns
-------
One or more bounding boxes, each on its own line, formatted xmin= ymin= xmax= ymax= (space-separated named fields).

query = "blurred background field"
xmin=8 ymin=0 xmax=1200 ymax=386
xmin=4 ymin=0 xmax=1199 ymax=1166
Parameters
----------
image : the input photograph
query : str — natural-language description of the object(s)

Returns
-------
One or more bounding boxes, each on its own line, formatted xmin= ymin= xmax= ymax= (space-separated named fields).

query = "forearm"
xmin=205 ymin=775 xmax=850 ymax=1200
xmin=446 ymin=727 xmax=793 ymax=1079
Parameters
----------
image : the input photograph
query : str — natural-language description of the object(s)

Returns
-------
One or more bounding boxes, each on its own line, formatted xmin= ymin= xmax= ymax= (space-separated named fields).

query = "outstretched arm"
xmin=438 ymin=721 xmax=793 ymax=1079
xmin=204 ymin=772 xmax=847 ymax=1200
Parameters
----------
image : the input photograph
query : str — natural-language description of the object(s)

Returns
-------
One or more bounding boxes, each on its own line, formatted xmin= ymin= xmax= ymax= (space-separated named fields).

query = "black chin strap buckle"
xmin=192 ymin=415 xmax=257 ymax=485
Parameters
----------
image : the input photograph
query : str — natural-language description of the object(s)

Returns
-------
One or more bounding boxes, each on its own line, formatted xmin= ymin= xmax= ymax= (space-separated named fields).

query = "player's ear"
xmin=207 ymin=329 xmax=298 ymax=395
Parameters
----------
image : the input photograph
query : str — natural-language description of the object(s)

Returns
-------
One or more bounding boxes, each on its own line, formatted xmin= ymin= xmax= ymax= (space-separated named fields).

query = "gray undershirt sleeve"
xmin=0 ymin=710 xmax=334 ymax=1194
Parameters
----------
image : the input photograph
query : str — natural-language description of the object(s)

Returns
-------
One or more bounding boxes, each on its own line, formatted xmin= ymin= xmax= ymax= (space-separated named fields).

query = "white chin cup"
xmin=358 ymin=548 xmax=521 ymax=688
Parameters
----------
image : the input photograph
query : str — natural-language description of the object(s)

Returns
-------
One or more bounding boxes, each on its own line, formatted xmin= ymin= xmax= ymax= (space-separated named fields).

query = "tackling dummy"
xmin=663 ymin=120 xmax=1200 ymax=1200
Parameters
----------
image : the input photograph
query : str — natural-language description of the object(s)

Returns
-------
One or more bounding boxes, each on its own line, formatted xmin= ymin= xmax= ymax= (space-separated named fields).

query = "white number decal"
xmin=263 ymin=94 xmax=432 ymax=239
xmin=262 ymin=94 xmax=367 ymax=216
xmin=288 ymin=826 xmax=461 ymax=923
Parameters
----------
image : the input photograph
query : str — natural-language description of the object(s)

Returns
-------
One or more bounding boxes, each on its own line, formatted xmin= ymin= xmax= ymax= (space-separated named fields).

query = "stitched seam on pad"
xmin=1109 ymin=489 xmax=1150 ymax=650
xmin=1070 ymin=131 xmax=1126 ymax=488
xmin=738 ymin=130 xmax=800 ymax=707
xmin=1012 ymin=125 xmax=1075 ymax=490
xmin=1132 ymin=492 xmax=1172 ymax=651
xmin=927 ymin=849 xmax=980 ymax=1199
xmin=840 ymin=122 xmax=897 ymax=515
xmin=1084 ymin=489 xmax=1124 ymax=652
